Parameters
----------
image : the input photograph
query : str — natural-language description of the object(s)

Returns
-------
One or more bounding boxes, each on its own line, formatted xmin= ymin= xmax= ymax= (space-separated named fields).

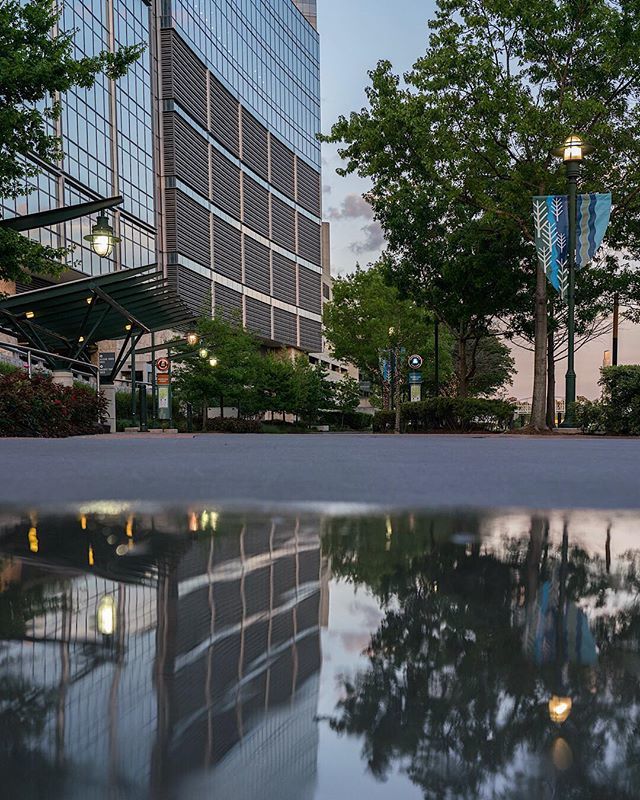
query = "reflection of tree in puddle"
xmin=323 ymin=515 xmax=640 ymax=799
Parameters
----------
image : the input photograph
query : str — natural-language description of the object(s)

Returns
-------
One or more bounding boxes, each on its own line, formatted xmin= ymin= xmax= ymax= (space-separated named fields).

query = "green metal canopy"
xmin=0 ymin=264 xmax=194 ymax=379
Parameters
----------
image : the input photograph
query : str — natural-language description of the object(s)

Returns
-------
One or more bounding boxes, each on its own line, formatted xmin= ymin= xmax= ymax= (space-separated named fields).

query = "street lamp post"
xmin=552 ymin=135 xmax=594 ymax=427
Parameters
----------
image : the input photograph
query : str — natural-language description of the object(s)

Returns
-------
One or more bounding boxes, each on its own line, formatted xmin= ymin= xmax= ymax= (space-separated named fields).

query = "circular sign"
xmin=408 ymin=354 xmax=423 ymax=369
xmin=156 ymin=357 xmax=170 ymax=373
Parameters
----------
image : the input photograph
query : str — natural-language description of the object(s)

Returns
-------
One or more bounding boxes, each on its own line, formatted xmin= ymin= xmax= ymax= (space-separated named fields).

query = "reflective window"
xmin=171 ymin=0 xmax=321 ymax=167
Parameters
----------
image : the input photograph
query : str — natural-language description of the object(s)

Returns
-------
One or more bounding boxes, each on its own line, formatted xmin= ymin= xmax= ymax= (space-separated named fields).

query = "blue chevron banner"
xmin=533 ymin=195 xmax=569 ymax=297
xmin=532 ymin=192 xmax=612 ymax=299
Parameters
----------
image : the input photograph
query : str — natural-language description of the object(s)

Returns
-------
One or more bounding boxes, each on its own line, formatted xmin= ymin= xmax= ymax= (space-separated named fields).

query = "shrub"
xmin=372 ymin=397 xmax=515 ymax=433
xmin=0 ymin=371 xmax=107 ymax=437
xmin=317 ymin=409 xmax=373 ymax=430
xmin=0 ymin=360 xmax=20 ymax=376
xmin=575 ymin=366 xmax=640 ymax=435
xmin=205 ymin=417 xmax=262 ymax=433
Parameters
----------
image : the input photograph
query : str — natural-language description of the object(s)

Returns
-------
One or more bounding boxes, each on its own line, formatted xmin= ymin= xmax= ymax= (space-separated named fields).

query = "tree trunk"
xmin=201 ymin=402 xmax=207 ymax=432
xmin=530 ymin=261 xmax=548 ymax=429
xmin=457 ymin=335 xmax=468 ymax=398
xmin=546 ymin=328 xmax=555 ymax=428
xmin=220 ymin=396 xmax=224 ymax=419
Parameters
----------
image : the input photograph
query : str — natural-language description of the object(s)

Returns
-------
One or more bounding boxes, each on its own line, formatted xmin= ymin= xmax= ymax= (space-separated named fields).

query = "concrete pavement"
xmin=0 ymin=433 xmax=638 ymax=510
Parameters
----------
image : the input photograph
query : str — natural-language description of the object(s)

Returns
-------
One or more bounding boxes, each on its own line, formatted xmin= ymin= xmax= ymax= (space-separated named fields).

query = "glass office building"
xmin=1 ymin=0 xmax=156 ymax=284
xmin=158 ymin=0 xmax=324 ymax=351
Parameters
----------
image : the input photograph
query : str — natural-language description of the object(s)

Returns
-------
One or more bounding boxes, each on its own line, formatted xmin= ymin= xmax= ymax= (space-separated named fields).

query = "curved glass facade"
xmin=170 ymin=0 xmax=321 ymax=166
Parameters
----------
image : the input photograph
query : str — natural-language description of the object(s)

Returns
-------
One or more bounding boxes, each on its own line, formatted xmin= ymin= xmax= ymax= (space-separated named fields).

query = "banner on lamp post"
xmin=532 ymin=192 xmax=611 ymax=299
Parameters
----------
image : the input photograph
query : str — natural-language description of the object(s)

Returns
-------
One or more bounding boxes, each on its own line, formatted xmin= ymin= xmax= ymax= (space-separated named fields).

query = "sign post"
xmin=407 ymin=356 xmax=423 ymax=403
xmin=156 ymin=357 xmax=171 ymax=422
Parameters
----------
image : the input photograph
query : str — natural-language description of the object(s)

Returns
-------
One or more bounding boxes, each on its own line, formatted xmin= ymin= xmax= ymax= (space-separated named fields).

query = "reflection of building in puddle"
xmin=0 ymin=511 xmax=323 ymax=800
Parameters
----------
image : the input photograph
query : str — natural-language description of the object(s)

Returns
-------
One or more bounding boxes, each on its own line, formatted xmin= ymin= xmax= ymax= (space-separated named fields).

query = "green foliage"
xmin=205 ymin=417 xmax=262 ymax=434
xmin=331 ymin=375 xmax=361 ymax=425
xmin=0 ymin=371 xmax=106 ymax=436
xmin=0 ymin=0 xmax=143 ymax=283
xmin=317 ymin=409 xmax=372 ymax=431
xmin=373 ymin=397 xmax=515 ymax=433
xmin=290 ymin=355 xmax=333 ymax=423
xmin=323 ymin=262 xmax=452 ymax=398
xmin=321 ymin=0 xmax=640 ymax=402
xmin=0 ymin=360 xmax=20 ymax=375
xmin=172 ymin=315 xmax=261 ymax=429
xmin=461 ymin=335 xmax=516 ymax=398
xmin=250 ymin=351 xmax=296 ymax=416
xmin=574 ymin=366 xmax=640 ymax=435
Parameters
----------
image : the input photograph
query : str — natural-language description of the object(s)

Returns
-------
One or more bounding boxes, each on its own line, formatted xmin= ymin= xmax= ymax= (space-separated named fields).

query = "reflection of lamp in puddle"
xmin=548 ymin=695 xmax=573 ymax=724
xmin=97 ymin=595 xmax=116 ymax=636
xmin=551 ymin=736 xmax=573 ymax=771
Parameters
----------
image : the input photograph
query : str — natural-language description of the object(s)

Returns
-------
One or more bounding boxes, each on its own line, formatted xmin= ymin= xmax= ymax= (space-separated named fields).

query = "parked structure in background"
xmin=308 ymin=222 xmax=374 ymax=412
xmin=2 ymin=0 xmax=323 ymax=374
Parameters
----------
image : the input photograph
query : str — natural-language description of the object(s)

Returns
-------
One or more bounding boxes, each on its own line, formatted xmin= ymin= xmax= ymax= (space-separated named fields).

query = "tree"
xmin=251 ymin=351 xmax=296 ymax=420
xmin=460 ymin=335 xmax=516 ymax=398
xmin=0 ymin=0 xmax=143 ymax=284
xmin=290 ymin=356 xmax=332 ymax=424
xmin=331 ymin=375 xmax=361 ymax=427
xmin=321 ymin=0 xmax=640 ymax=428
xmin=323 ymin=262 xmax=453 ymax=401
xmin=172 ymin=315 xmax=261 ymax=429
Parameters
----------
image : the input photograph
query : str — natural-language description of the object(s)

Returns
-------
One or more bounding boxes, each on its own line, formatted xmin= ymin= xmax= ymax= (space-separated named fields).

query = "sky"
xmin=315 ymin=0 xmax=639 ymax=400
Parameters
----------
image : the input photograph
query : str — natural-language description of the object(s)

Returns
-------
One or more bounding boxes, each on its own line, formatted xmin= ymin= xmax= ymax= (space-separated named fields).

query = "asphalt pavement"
xmin=0 ymin=433 xmax=638 ymax=510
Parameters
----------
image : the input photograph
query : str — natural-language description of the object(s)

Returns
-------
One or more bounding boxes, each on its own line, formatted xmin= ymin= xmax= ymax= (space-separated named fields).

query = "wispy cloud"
xmin=349 ymin=221 xmax=384 ymax=254
xmin=327 ymin=193 xmax=373 ymax=220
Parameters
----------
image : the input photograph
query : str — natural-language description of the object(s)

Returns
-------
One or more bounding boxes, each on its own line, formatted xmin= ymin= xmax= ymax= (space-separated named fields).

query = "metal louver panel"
xmin=269 ymin=135 xmax=295 ymax=200
xmin=166 ymin=190 xmax=210 ymax=267
xmin=241 ymin=109 xmax=269 ymax=180
xmin=245 ymin=296 xmax=272 ymax=339
xmin=214 ymin=282 xmax=243 ymax=321
xmin=298 ymin=266 xmax=321 ymax=313
xmin=210 ymin=76 xmax=240 ymax=156
xmin=167 ymin=264 xmax=211 ymax=316
xmin=161 ymin=31 xmax=208 ymax=129
xmin=272 ymin=253 xmax=297 ymax=305
xmin=273 ymin=307 xmax=298 ymax=347
xmin=164 ymin=113 xmax=209 ymax=198
xmin=297 ymin=214 xmax=322 ymax=265
xmin=210 ymin=147 xmax=241 ymax=218
xmin=242 ymin=176 xmax=269 ymax=239
xmin=299 ymin=317 xmax=322 ymax=352
xmin=271 ymin=196 xmax=295 ymax=252
xmin=213 ymin=218 xmax=242 ymax=282
xmin=296 ymin=158 xmax=321 ymax=216
xmin=243 ymin=237 xmax=270 ymax=294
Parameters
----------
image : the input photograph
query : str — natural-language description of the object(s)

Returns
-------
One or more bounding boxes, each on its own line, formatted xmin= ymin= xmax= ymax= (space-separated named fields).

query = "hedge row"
xmin=206 ymin=417 xmax=262 ymax=433
xmin=0 ymin=370 xmax=107 ymax=437
xmin=574 ymin=366 xmax=640 ymax=435
xmin=373 ymin=397 xmax=515 ymax=433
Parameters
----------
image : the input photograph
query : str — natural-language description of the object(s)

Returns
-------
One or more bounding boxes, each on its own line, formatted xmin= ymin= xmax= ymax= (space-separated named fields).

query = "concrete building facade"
xmin=156 ymin=0 xmax=324 ymax=351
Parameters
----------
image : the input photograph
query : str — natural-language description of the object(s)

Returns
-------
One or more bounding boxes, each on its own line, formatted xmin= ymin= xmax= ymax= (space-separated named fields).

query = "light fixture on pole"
xmin=186 ymin=331 xmax=199 ymax=347
xmin=208 ymin=356 xmax=218 ymax=367
xmin=548 ymin=695 xmax=573 ymax=725
xmin=551 ymin=134 xmax=593 ymax=427
xmin=199 ymin=347 xmax=209 ymax=359
xmin=84 ymin=213 xmax=120 ymax=258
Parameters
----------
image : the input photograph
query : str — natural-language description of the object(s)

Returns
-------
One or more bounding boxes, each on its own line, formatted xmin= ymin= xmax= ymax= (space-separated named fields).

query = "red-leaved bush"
xmin=0 ymin=370 xmax=107 ymax=437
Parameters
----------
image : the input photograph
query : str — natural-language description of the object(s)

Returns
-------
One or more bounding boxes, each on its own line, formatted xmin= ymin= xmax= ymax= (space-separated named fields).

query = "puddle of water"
xmin=0 ymin=506 xmax=639 ymax=799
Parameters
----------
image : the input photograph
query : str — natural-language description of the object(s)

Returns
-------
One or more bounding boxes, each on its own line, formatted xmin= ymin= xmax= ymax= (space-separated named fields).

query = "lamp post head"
xmin=548 ymin=695 xmax=573 ymax=724
xmin=208 ymin=357 xmax=218 ymax=367
xmin=84 ymin=213 xmax=120 ymax=258
xmin=186 ymin=332 xmax=199 ymax=346
xmin=552 ymin=134 xmax=594 ymax=163
xmin=199 ymin=347 xmax=209 ymax=359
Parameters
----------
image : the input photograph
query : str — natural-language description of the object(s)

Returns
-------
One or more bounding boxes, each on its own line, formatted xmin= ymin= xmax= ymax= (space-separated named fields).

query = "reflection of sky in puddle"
xmin=0 ymin=506 xmax=639 ymax=799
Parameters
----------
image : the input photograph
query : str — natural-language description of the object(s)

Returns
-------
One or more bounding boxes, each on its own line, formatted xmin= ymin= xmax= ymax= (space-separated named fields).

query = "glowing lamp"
xmin=548 ymin=695 xmax=573 ymax=724
xmin=84 ymin=214 xmax=120 ymax=257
